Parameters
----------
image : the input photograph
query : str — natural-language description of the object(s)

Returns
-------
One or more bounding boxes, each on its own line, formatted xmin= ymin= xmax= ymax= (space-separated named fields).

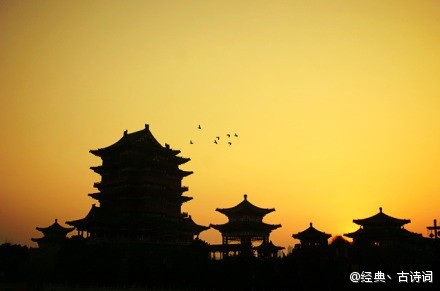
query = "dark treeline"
xmin=1 ymin=238 xmax=440 ymax=290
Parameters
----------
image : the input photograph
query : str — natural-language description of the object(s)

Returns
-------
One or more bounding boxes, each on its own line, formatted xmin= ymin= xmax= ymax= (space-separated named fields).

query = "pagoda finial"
xmin=145 ymin=124 xmax=149 ymax=130
xmin=244 ymin=194 xmax=247 ymax=200
xmin=310 ymin=222 xmax=313 ymax=227
xmin=55 ymin=218 xmax=58 ymax=223
xmin=124 ymin=130 xmax=128 ymax=136
xmin=379 ymin=207 xmax=382 ymax=213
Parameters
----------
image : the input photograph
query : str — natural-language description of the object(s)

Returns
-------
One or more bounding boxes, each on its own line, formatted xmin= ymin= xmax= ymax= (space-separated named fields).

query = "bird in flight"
xmin=234 ymin=133 xmax=238 ymax=137
xmin=227 ymin=134 xmax=231 ymax=138
xmin=216 ymin=136 xmax=220 ymax=140
xmin=214 ymin=140 xmax=218 ymax=144
xmin=228 ymin=142 xmax=232 ymax=146
xmin=198 ymin=125 xmax=201 ymax=129
xmin=190 ymin=140 xmax=193 ymax=144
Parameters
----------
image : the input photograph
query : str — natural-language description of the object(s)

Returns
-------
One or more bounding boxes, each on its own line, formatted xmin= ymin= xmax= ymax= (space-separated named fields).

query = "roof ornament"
xmin=244 ymin=194 xmax=248 ymax=200
xmin=55 ymin=218 xmax=58 ymax=223
xmin=145 ymin=124 xmax=149 ymax=130
xmin=379 ymin=207 xmax=382 ymax=213
xmin=310 ymin=222 xmax=313 ymax=227
xmin=124 ymin=130 xmax=128 ymax=136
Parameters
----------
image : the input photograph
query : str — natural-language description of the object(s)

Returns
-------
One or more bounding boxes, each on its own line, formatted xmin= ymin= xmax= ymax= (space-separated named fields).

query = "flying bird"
xmin=234 ymin=133 xmax=238 ymax=137
xmin=227 ymin=134 xmax=231 ymax=138
xmin=198 ymin=125 xmax=201 ymax=129
xmin=228 ymin=142 xmax=232 ymax=145
xmin=214 ymin=140 xmax=218 ymax=144
xmin=190 ymin=140 xmax=193 ymax=144
xmin=216 ymin=136 xmax=220 ymax=140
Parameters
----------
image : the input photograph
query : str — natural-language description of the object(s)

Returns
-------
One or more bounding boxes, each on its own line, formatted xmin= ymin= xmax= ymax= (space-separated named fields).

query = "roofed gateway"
xmin=66 ymin=124 xmax=208 ymax=244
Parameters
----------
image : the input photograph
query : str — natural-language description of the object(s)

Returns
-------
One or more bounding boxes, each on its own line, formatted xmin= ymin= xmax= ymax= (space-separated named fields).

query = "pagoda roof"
xmin=67 ymin=205 xmax=208 ymax=236
xmin=216 ymin=194 xmax=275 ymax=217
xmin=88 ymin=191 xmax=193 ymax=203
xmin=90 ymin=124 xmax=182 ymax=157
xmin=183 ymin=215 xmax=210 ymax=234
xmin=292 ymin=223 xmax=331 ymax=241
xmin=66 ymin=204 xmax=101 ymax=229
xmin=36 ymin=219 xmax=75 ymax=234
xmin=352 ymin=207 xmax=410 ymax=227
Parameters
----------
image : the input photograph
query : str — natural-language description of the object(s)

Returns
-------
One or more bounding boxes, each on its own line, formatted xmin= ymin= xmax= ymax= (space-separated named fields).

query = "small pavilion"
xmin=31 ymin=219 xmax=74 ymax=248
xmin=292 ymin=222 xmax=331 ymax=249
xmin=210 ymin=194 xmax=282 ymax=258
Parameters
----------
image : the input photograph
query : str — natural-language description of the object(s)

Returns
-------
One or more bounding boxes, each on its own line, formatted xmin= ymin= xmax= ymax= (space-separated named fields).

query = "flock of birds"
xmin=189 ymin=124 xmax=238 ymax=146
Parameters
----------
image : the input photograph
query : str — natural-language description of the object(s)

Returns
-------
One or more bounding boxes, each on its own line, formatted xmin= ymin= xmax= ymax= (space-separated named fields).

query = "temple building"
xmin=292 ymin=222 xmax=331 ymax=249
xmin=210 ymin=194 xmax=282 ymax=258
xmin=32 ymin=219 xmax=74 ymax=248
xmin=66 ymin=124 xmax=208 ymax=244
xmin=344 ymin=207 xmax=423 ymax=247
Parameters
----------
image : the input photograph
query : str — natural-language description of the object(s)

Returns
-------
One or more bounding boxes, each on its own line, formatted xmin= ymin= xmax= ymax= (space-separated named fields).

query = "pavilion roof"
xmin=344 ymin=226 xmax=423 ymax=240
xmin=215 ymin=194 xmax=275 ymax=217
xmin=36 ymin=219 xmax=75 ymax=235
xmin=292 ymin=223 xmax=331 ymax=241
xmin=90 ymin=124 xmax=182 ymax=157
xmin=210 ymin=221 xmax=281 ymax=234
xmin=352 ymin=207 xmax=410 ymax=227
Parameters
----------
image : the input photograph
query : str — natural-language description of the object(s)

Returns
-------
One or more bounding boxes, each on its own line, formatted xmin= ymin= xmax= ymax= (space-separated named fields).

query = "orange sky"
xmin=1 ymin=0 xmax=439 ymax=249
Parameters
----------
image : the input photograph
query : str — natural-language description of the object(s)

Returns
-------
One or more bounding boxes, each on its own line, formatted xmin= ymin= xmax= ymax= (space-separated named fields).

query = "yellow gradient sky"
xmin=1 ymin=0 xmax=439 ymax=249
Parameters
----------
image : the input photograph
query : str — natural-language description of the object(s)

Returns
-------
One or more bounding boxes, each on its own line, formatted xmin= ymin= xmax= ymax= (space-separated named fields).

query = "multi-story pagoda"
xmin=292 ymin=222 xmax=331 ymax=249
xmin=32 ymin=219 xmax=74 ymax=248
xmin=67 ymin=124 xmax=208 ymax=244
xmin=210 ymin=194 xmax=282 ymax=257
xmin=344 ymin=207 xmax=422 ymax=247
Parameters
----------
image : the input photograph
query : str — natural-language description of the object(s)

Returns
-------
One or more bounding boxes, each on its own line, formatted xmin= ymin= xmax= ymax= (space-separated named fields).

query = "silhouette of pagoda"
xmin=210 ymin=194 xmax=281 ymax=257
xmin=344 ymin=207 xmax=423 ymax=247
xmin=292 ymin=222 xmax=331 ymax=249
xmin=32 ymin=219 xmax=74 ymax=248
xmin=66 ymin=124 xmax=208 ymax=244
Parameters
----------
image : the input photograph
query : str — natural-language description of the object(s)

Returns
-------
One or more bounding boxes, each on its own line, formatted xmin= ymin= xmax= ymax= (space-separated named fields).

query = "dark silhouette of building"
xmin=31 ymin=219 xmax=74 ymax=248
xmin=329 ymin=235 xmax=351 ymax=258
xmin=344 ymin=207 xmax=423 ymax=247
xmin=427 ymin=219 xmax=440 ymax=240
xmin=292 ymin=222 xmax=331 ymax=249
xmin=66 ymin=124 xmax=208 ymax=244
xmin=210 ymin=194 xmax=282 ymax=257
xmin=254 ymin=240 xmax=284 ymax=258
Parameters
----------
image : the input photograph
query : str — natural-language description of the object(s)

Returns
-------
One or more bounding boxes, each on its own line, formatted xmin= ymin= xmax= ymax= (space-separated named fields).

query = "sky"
xmin=0 ymin=0 xmax=439 ymax=249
